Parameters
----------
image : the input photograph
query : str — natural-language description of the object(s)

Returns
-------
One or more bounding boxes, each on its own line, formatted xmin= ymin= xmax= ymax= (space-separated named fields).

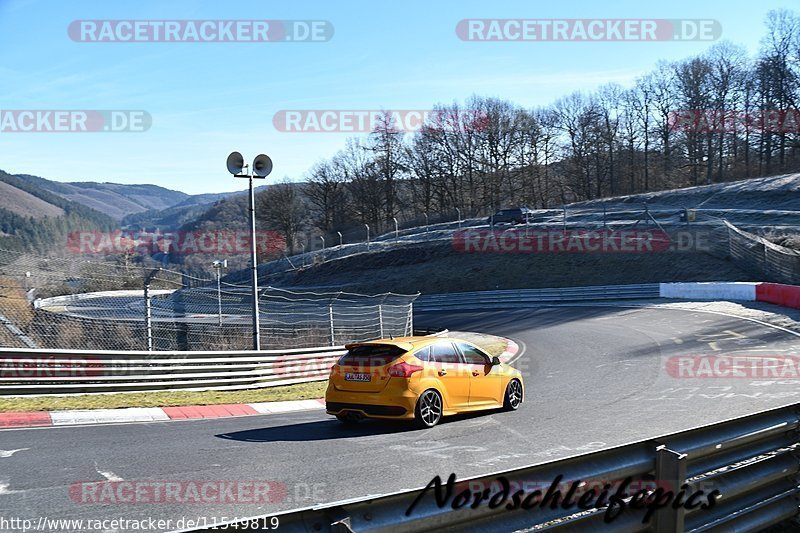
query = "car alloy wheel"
xmin=504 ymin=379 xmax=523 ymax=410
xmin=415 ymin=389 xmax=442 ymax=428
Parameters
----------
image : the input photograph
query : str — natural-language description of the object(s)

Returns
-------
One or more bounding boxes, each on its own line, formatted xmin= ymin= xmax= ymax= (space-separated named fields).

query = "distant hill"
xmin=0 ymin=170 xmax=116 ymax=252
xmin=16 ymin=175 xmax=190 ymax=220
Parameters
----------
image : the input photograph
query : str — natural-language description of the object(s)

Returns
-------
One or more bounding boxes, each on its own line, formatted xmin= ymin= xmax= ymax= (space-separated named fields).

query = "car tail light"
xmin=387 ymin=362 xmax=423 ymax=378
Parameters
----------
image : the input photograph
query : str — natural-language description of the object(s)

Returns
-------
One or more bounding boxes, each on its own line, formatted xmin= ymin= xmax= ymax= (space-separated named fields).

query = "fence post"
xmin=144 ymin=268 xmax=161 ymax=352
xmin=407 ymin=302 xmax=414 ymax=336
xmin=329 ymin=291 xmax=341 ymax=346
xmin=378 ymin=304 xmax=384 ymax=338
xmin=145 ymin=283 xmax=152 ymax=352
xmin=329 ymin=303 xmax=335 ymax=346
xmin=654 ymin=445 xmax=687 ymax=532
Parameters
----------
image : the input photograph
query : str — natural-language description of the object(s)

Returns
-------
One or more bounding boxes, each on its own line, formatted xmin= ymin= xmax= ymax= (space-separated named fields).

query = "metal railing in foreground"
xmin=178 ymin=402 xmax=800 ymax=533
xmin=414 ymin=284 xmax=661 ymax=312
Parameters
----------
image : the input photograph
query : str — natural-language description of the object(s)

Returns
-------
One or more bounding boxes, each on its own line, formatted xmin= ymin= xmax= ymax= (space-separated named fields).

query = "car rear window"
xmin=339 ymin=344 xmax=406 ymax=367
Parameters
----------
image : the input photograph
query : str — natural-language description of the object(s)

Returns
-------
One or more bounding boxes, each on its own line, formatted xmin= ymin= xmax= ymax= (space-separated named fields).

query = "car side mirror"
xmin=491 ymin=356 xmax=501 ymax=366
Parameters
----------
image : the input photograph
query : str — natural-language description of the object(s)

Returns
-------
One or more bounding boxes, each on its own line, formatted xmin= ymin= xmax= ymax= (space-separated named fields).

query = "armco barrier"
xmin=178 ymin=402 xmax=800 ymax=533
xmin=415 ymin=282 xmax=800 ymax=312
xmin=0 ymin=346 xmax=347 ymax=395
xmin=414 ymin=284 xmax=661 ymax=311
xmin=0 ymin=329 xmax=448 ymax=396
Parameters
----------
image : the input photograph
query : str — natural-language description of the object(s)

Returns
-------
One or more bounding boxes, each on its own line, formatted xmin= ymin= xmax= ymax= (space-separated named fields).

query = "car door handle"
xmin=438 ymin=370 xmax=447 ymax=376
xmin=472 ymin=371 xmax=480 ymax=376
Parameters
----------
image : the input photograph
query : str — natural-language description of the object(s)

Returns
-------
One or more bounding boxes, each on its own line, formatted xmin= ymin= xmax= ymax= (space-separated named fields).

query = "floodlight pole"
xmin=247 ymin=172 xmax=261 ymax=351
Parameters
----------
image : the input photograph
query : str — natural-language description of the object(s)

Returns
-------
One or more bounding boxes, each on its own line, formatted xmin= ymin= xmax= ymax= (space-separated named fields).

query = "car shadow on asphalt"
xmin=214 ymin=419 xmax=413 ymax=442
xmin=214 ymin=410 xmax=502 ymax=443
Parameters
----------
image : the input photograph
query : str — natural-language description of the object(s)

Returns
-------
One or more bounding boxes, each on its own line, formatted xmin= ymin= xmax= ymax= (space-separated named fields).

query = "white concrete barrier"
xmin=659 ymin=282 xmax=759 ymax=301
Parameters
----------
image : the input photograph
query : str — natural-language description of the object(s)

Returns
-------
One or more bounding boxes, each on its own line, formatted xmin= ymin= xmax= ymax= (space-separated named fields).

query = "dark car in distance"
xmin=487 ymin=207 xmax=534 ymax=225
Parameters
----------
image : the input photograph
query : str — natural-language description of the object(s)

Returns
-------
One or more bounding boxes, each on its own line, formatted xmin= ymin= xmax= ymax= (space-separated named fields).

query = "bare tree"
xmin=257 ymin=179 xmax=305 ymax=254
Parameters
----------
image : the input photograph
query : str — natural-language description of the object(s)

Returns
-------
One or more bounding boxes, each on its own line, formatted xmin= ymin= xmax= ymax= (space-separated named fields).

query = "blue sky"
xmin=0 ymin=0 xmax=790 ymax=194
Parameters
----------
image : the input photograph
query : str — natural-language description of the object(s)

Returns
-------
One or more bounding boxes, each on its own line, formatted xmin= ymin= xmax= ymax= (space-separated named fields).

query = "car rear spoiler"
xmin=344 ymin=341 xmax=415 ymax=352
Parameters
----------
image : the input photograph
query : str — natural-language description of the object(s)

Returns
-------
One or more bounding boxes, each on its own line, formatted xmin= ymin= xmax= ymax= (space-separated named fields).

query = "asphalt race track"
xmin=2 ymin=305 xmax=800 ymax=530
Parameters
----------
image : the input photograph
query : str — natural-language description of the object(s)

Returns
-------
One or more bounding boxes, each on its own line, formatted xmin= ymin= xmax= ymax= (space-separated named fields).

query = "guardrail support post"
xmin=654 ymin=445 xmax=688 ymax=533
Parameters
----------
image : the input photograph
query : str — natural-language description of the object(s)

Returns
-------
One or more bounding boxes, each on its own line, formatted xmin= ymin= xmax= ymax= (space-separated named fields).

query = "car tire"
xmin=336 ymin=413 xmax=359 ymax=425
xmin=414 ymin=389 xmax=443 ymax=428
xmin=503 ymin=379 xmax=523 ymax=411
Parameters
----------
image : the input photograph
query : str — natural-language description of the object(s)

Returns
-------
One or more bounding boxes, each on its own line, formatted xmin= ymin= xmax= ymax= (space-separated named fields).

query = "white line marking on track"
xmin=0 ymin=481 xmax=22 ymax=495
xmin=0 ymin=448 xmax=29 ymax=458
xmin=95 ymin=467 xmax=123 ymax=482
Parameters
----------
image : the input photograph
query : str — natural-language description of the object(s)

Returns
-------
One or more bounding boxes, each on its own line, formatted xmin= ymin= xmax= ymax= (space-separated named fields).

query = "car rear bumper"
xmin=325 ymin=386 xmax=418 ymax=420
xmin=326 ymin=402 xmax=409 ymax=417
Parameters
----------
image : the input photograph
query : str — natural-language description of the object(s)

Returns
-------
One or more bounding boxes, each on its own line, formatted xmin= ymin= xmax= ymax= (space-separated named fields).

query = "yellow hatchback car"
xmin=325 ymin=336 xmax=524 ymax=428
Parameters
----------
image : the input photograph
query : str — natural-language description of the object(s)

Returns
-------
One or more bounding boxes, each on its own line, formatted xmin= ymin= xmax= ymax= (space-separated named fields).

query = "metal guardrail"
xmin=414 ymin=284 xmax=661 ymax=312
xmin=0 ymin=329 xmax=449 ymax=396
xmin=0 ymin=345 xmax=346 ymax=395
xmin=179 ymin=402 xmax=800 ymax=533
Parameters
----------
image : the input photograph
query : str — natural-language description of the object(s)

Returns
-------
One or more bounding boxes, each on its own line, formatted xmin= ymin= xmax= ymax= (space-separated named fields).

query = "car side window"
xmin=413 ymin=346 xmax=431 ymax=363
xmin=457 ymin=343 xmax=490 ymax=365
xmin=431 ymin=342 xmax=461 ymax=364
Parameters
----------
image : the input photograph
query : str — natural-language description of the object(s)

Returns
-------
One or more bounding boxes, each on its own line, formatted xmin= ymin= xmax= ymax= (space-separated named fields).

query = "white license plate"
xmin=345 ymin=372 xmax=371 ymax=382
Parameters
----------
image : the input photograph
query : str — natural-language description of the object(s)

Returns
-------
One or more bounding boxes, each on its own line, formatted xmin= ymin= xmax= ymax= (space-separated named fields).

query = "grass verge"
xmin=0 ymin=381 xmax=327 ymax=413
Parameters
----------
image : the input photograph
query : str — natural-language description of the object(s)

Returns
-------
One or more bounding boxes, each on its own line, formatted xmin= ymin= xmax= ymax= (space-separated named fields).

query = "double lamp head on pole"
xmin=226 ymin=151 xmax=273 ymax=351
